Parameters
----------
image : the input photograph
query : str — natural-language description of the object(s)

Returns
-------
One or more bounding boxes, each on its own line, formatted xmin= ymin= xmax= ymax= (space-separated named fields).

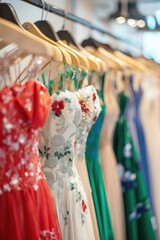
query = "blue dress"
xmin=130 ymin=84 xmax=153 ymax=206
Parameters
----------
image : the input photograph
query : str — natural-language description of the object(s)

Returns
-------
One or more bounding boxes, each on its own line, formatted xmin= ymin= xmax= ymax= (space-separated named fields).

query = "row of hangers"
xmin=0 ymin=1 xmax=159 ymax=86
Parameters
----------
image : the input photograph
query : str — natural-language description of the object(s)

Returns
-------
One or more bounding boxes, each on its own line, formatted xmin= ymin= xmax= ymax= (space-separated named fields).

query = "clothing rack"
xmin=21 ymin=0 xmax=142 ymax=49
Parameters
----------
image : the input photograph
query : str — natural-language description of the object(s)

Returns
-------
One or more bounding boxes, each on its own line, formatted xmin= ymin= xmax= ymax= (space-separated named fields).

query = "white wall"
xmin=1 ymin=0 xmax=73 ymax=31
xmin=72 ymin=0 xmax=95 ymax=43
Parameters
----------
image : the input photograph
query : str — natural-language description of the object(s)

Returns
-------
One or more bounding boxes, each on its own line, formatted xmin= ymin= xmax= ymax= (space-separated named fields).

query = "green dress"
xmin=85 ymin=73 xmax=114 ymax=240
xmin=113 ymin=92 xmax=156 ymax=240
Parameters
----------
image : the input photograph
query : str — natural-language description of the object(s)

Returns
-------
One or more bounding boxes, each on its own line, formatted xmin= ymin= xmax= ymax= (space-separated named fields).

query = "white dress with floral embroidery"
xmin=39 ymin=90 xmax=95 ymax=240
xmin=75 ymin=86 xmax=101 ymax=240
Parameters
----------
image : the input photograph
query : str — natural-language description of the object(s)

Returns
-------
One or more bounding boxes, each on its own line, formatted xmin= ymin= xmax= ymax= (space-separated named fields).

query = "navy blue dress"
xmin=130 ymin=84 xmax=153 ymax=208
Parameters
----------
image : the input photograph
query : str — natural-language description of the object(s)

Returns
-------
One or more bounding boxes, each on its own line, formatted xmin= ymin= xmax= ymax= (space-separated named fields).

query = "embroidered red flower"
xmin=79 ymin=99 xmax=89 ymax=113
xmin=82 ymin=199 xmax=87 ymax=212
xmin=51 ymin=100 xmax=64 ymax=117
xmin=93 ymin=116 xmax=97 ymax=122
xmin=92 ymin=93 xmax=96 ymax=101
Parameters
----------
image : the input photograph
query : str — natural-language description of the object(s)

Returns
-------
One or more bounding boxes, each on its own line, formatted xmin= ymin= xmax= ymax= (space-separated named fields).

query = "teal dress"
xmin=85 ymin=73 xmax=114 ymax=240
xmin=113 ymin=92 xmax=156 ymax=240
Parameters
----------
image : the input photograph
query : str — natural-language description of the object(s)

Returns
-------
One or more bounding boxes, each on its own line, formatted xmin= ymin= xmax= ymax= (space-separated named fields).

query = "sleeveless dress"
xmin=139 ymin=80 xmax=160 ymax=238
xmin=39 ymin=89 xmax=95 ymax=240
xmin=113 ymin=91 xmax=156 ymax=240
xmin=85 ymin=73 xmax=114 ymax=240
xmin=0 ymin=80 xmax=62 ymax=240
xmin=127 ymin=84 xmax=154 ymax=211
xmin=75 ymin=85 xmax=101 ymax=240
xmin=100 ymin=91 xmax=126 ymax=240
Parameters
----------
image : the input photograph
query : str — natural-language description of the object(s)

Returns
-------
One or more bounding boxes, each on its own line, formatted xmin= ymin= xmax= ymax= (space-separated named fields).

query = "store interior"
xmin=0 ymin=0 xmax=160 ymax=240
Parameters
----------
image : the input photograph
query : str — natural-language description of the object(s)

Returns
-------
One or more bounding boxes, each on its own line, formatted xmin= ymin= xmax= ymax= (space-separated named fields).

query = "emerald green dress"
xmin=113 ymin=92 xmax=156 ymax=240
xmin=85 ymin=73 xmax=114 ymax=240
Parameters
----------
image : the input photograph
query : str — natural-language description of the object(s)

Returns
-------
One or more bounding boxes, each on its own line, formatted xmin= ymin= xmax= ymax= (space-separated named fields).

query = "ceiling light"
xmin=116 ymin=16 xmax=126 ymax=24
xmin=137 ymin=20 xmax=146 ymax=28
xmin=155 ymin=10 xmax=160 ymax=25
xmin=146 ymin=16 xmax=156 ymax=30
xmin=127 ymin=18 xmax=137 ymax=28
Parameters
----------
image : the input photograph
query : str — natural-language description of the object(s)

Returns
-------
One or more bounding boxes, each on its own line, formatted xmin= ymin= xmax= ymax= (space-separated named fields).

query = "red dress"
xmin=0 ymin=80 xmax=62 ymax=240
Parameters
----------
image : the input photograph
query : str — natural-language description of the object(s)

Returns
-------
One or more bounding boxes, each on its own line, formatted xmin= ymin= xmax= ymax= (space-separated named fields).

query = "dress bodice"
xmin=0 ymin=80 xmax=50 ymax=194
xmin=118 ymin=91 xmax=128 ymax=117
xmin=131 ymin=85 xmax=143 ymax=113
xmin=126 ymin=83 xmax=143 ymax=140
xmin=113 ymin=92 xmax=130 ymax=164
xmin=86 ymin=72 xmax=106 ymax=161
xmin=39 ymin=90 xmax=82 ymax=186
xmin=75 ymin=86 xmax=101 ymax=160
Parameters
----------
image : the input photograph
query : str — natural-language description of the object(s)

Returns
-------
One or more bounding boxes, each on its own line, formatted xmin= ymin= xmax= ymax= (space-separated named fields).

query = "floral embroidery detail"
xmin=123 ymin=143 xmax=132 ymax=158
xmin=93 ymin=116 xmax=97 ymax=122
xmin=75 ymin=86 xmax=101 ymax=160
xmin=92 ymin=93 xmax=96 ymax=101
xmin=118 ymin=163 xmax=137 ymax=192
xmin=51 ymin=100 xmax=64 ymax=117
xmin=40 ymin=228 xmax=58 ymax=240
xmin=64 ymin=211 xmax=69 ymax=225
xmin=24 ymin=98 xmax=32 ymax=112
xmin=79 ymin=99 xmax=89 ymax=113
xmin=54 ymin=146 xmax=71 ymax=160
xmin=0 ymin=81 xmax=48 ymax=195
xmin=70 ymin=182 xmax=83 ymax=203
xmin=65 ymin=97 xmax=71 ymax=103
xmin=39 ymin=145 xmax=51 ymax=159
xmin=82 ymin=199 xmax=87 ymax=212
xmin=128 ymin=202 xmax=151 ymax=221
xmin=81 ymin=213 xmax=85 ymax=225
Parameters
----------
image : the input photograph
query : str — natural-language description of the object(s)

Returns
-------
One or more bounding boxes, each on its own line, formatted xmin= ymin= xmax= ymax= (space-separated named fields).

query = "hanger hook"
xmin=44 ymin=0 xmax=49 ymax=20
xmin=40 ymin=0 xmax=45 ymax=20
xmin=62 ymin=10 xmax=67 ymax=30
xmin=40 ymin=0 xmax=49 ymax=20
xmin=88 ymin=27 xmax=92 ymax=38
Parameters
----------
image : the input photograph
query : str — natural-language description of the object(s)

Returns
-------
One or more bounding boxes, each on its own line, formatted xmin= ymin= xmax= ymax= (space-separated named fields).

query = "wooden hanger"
xmin=82 ymin=39 xmax=141 ymax=92
xmin=34 ymin=20 xmax=89 ymax=69
xmin=57 ymin=29 xmax=100 ymax=71
xmin=99 ymin=47 xmax=128 ymax=69
xmin=82 ymin=38 xmax=143 ymax=71
xmin=34 ymin=20 xmax=81 ymax=67
xmin=82 ymin=38 xmax=129 ymax=70
xmin=57 ymin=29 xmax=80 ymax=49
xmin=0 ymin=18 xmax=63 ymax=61
xmin=0 ymin=3 xmax=22 ymax=27
xmin=84 ymin=46 xmax=125 ymax=70
xmin=0 ymin=3 xmax=63 ymax=62
xmin=137 ymin=57 xmax=160 ymax=72
xmin=114 ymin=51 xmax=154 ymax=73
xmin=0 ymin=40 xmax=8 ymax=50
xmin=23 ymin=22 xmax=79 ymax=66
xmin=81 ymin=38 xmax=106 ymax=72
xmin=23 ymin=22 xmax=72 ymax=65
xmin=0 ymin=3 xmax=30 ymax=62
xmin=82 ymin=38 xmax=99 ymax=49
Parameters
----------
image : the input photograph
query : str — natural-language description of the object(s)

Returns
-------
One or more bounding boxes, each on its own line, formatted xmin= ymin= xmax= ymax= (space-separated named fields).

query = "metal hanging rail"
xmin=21 ymin=0 xmax=142 ymax=49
